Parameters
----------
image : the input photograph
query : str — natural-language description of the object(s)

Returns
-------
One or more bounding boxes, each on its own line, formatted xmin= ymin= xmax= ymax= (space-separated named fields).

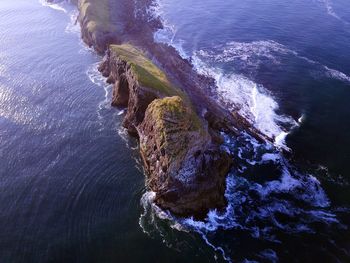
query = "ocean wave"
xmin=199 ymin=40 xmax=350 ymax=84
xmin=191 ymin=40 xmax=349 ymax=148
xmin=86 ymin=62 xmax=113 ymax=122
xmin=39 ymin=0 xmax=67 ymax=13
xmin=181 ymin=134 xmax=334 ymax=231
xmin=192 ymin=54 xmax=298 ymax=149
xmin=151 ymin=4 xmax=350 ymax=147
xmin=149 ymin=0 xmax=190 ymax=59
xmin=318 ymin=0 xmax=349 ymax=25
xmin=143 ymin=1 xmax=350 ymax=261
xmin=324 ymin=65 xmax=350 ymax=82
xmin=181 ymin=133 xmax=343 ymax=262
xmin=198 ymin=40 xmax=296 ymax=67
xmin=65 ymin=9 xmax=80 ymax=34
xmin=139 ymin=132 xmax=343 ymax=262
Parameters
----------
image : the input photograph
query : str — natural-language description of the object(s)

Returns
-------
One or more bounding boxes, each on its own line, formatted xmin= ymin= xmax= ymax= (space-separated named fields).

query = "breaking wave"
xmin=318 ymin=0 xmax=349 ymax=25
xmin=197 ymin=40 xmax=350 ymax=84
xmin=192 ymin=54 xmax=298 ymax=149
xmin=150 ymin=3 xmax=350 ymax=148
xmin=190 ymin=39 xmax=350 ymax=147
xmin=65 ymin=9 xmax=80 ymax=34
xmin=146 ymin=1 xmax=350 ymax=261
xmin=150 ymin=0 xmax=190 ymax=59
xmin=140 ymin=132 xmax=345 ymax=262
xmin=39 ymin=0 xmax=67 ymax=13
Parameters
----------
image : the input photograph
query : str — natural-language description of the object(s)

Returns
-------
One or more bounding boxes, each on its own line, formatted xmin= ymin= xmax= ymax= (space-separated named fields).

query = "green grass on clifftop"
xmin=110 ymin=44 xmax=184 ymax=97
xmin=110 ymin=44 xmax=206 ymax=135
xmin=148 ymin=96 xmax=204 ymax=134
xmin=79 ymin=0 xmax=113 ymax=33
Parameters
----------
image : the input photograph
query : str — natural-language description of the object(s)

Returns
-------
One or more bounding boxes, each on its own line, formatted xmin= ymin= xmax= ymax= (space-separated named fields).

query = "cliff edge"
xmin=99 ymin=44 xmax=232 ymax=218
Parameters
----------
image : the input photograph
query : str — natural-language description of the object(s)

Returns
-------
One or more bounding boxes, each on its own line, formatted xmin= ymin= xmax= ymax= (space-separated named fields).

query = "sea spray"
xmin=139 ymin=129 xmax=341 ymax=262
xmin=200 ymin=40 xmax=350 ymax=84
xmin=39 ymin=0 xmax=68 ymax=13
xmin=192 ymin=53 xmax=297 ymax=149
xmin=318 ymin=0 xmax=350 ymax=25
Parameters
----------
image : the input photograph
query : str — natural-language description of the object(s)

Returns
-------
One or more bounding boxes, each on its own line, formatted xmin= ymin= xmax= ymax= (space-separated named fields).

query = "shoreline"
xmin=48 ymin=0 xmax=272 ymax=219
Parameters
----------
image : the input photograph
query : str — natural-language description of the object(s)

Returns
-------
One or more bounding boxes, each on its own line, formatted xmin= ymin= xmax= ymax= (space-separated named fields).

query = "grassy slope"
xmin=79 ymin=0 xmax=113 ymax=34
xmin=110 ymin=44 xmax=182 ymax=96
xmin=110 ymin=44 xmax=204 ymax=132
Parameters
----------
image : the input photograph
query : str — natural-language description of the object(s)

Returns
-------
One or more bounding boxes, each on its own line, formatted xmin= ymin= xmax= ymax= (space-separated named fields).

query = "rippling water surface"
xmin=149 ymin=0 xmax=350 ymax=262
xmin=1 ymin=0 xmax=350 ymax=262
xmin=0 ymin=1 xmax=211 ymax=262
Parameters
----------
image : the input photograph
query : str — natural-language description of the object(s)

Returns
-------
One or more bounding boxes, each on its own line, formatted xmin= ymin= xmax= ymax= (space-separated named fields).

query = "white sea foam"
xmin=201 ymin=40 xmax=350 ymax=84
xmin=192 ymin=54 xmax=297 ymax=149
xmin=324 ymin=65 xmax=350 ymax=82
xmin=86 ymin=62 xmax=106 ymax=88
xmin=180 ymin=152 xmax=334 ymax=232
xmin=190 ymin=39 xmax=350 ymax=146
xmin=86 ymin=62 xmax=113 ymax=126
xmin=146 ymin=132 xmax=338 ymax=261
xmin=318 ymin=0 xmax=349 ymax=25
xmin=117 ymin=109 xmax=125 ymax=116
xmin=65 ymin=9 xmax=80 ymax=34
xmin=150 ymin=0 xmax=189 ymax=59
xmin=39 ymin=0 xmax=67 ymax=13
xmin=138 ymin=132 xmax=340 ymax=262
xmin=298 ymin=114 xmax=305 ymax=124
xmin=143 ymin=1 xmax=346 ymax=261
xmin=199 ymin=40 xmax=296 ymax=67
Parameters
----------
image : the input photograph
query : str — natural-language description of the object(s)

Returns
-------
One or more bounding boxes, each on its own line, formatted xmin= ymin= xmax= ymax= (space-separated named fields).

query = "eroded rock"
xmin=100 ymin=44 xmax=232 ymax=218
xmin=139 ymin=96 xmax=231 ymax=218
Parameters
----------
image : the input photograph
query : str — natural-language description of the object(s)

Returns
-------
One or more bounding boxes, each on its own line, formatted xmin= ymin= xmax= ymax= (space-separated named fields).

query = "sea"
xmin=0 ymin=0 xmax=349 ymax=262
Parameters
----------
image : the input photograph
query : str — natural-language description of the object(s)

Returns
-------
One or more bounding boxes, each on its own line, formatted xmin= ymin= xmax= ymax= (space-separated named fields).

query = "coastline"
xmin=47 ymin=0 xmax=272 ymax=218
xmin=5 ymin=1 xmax=350 ymax=261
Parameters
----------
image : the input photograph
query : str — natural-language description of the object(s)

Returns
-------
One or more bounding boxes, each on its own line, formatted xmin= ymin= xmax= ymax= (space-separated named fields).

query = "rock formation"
xmin=48 ymin=0 xmax=267 ymax=218
xmin=99 ymin=44 xmax=232 ymax=218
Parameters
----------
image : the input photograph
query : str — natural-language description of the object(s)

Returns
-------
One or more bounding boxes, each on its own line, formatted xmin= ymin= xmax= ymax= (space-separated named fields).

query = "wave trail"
xmin=192 ymin=53 xmax=298 ymax=150
xmin=199 ymin=40 xmax=350 ymax=84
xmin=39 ymin=0 xmax=68 ymax=13
xmin=318 ymin=0 xmax=349 ymax=25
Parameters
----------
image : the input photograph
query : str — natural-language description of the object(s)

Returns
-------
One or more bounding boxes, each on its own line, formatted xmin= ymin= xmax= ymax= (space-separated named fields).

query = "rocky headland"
xmin=49 ymin=0 xmax=267 ymax=218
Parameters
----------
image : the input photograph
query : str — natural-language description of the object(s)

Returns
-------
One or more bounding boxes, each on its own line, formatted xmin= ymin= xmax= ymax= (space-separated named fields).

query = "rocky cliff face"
xmin=99 ymin=44 xmax=232 ymax=218
xmin=76 ymin=0 xmax=121 ymax=53
xmin=140 ymin=96 xmax=231 ymax=217
xmin=50 ymin=0 xmax=243 ymax=218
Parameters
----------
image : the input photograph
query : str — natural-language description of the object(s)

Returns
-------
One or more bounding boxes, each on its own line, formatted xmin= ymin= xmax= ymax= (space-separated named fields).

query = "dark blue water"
xmin=150 ymin=0 xmax=350 ymax=262
xmin=0 ymin=1 xmax=218 ymax=262
xmin=1 ymin=0 xmax=350 ymax=262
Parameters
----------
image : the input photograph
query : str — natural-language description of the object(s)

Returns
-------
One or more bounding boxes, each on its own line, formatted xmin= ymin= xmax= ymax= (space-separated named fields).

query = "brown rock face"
xmin=99 ymin=46 xmax=232 ymax=218
xmin=99 ymin=49 xmax=160 ymax=136
xmin=49 ymin=0 xmax=262 ymax=219
xmin=76 ymin=0 xmax=123 ymax=54
xmin=139 ymin=96 xmax=231 ymax=218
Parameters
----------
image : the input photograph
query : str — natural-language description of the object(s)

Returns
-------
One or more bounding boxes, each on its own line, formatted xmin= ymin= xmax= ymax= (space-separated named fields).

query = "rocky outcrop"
xmin=49 ymin=0 xmax=253 ymax=218
xmin=76 ymin=0 xmax=119 ymax=53
xmin=99 ymin=44 xmax=180 ymax=135
xmin=99 ymin=44 xmax=232 ymax=218
xmin=139 ymin=96 xmax=231 ymax=218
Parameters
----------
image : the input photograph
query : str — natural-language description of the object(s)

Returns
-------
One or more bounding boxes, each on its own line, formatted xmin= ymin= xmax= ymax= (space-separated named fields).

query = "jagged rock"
xmin=99 ymin=44 xmax=232 ymax=218
xmin=77 ymin=0 xmax=119 ymax=54
xmin=46 ymin=0 xmax=269 ymax=219
xmin=139 ymin=96 xmax=231 ymax=218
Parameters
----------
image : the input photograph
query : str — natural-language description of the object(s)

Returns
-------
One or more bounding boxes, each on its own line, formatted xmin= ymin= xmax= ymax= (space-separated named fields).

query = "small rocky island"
xmin=50 ymin=0 xmax=265 ymax=218
xmin=99 ymin=44 xmax=231 ymax=217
